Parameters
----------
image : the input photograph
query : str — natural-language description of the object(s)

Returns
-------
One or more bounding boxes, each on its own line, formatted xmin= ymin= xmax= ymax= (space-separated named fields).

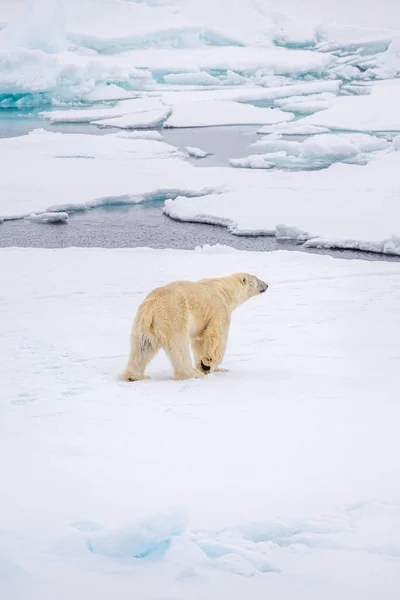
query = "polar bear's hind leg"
xmin=121 ymin=333 xmax=159 ymax=381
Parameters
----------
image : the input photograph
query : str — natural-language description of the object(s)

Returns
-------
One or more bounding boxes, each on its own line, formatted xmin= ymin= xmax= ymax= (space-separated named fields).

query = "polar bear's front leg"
xmin=191 ymin=338 xmax=205 ymax=371
xmin=192 ymin=338 xmax=229 ymax=374
xmin=199 ymin=320 xmax=230 ymax=374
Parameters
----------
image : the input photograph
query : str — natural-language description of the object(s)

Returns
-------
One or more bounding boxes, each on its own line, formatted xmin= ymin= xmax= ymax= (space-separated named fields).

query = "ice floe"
xmin=164 ymin=150 xmax=400 ymax=255
xmin=301 ymin=80 xmax=400 ymax=132
xmin=186 ymin=146 xmax=211 ymax=159
xmin=1 ymin=128 xmax=399 ymax=257
xmin=0 ymin=129 xmax=218 ymax=219
xmin=26 ymin=211 xmax=68 ymax=223
xmin=242 ymin=132 xmax=391 ymax=169
xmin=163 ymin=100 xmax=293 ymax=128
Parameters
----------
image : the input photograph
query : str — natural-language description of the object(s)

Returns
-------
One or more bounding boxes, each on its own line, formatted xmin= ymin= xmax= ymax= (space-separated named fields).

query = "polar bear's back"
xmin=136 ymin=279 xmax=227 ymax=341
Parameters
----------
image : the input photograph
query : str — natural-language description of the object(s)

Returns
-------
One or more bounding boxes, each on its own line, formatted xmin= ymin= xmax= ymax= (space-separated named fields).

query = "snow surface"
xmin=242 ymin=132 xmax=391 ymax=169
xmin=1 ymin=0 xmax=399 ymax=109
xmin=164 ymin=100 xmax=293 ymax=128
xmin=273 ymin=92 xmax=337 ymax=115
xmin=41 ymin=98 xmax=163 ymax=124
xmin=302 ymin=80 xmax=400 ymax=132
xmin=94 ymin=108 xmax=171 ymax=130
xmin=116 ymin=130 xmax=164 ymax=141
xmin=0 ymin=0 xmax=66 ymax=54
xmin=164 ymin=149 xmax=400 ymax=255
xmin=0 ymin=129 xmax=204 ymax=219
xmin=116 ymin=46 xmax=333 ymax=77
xmin=258 ymin=122 xmax=330 ymax=136
xmin=1 ymin=246 xmax=400 ymax=599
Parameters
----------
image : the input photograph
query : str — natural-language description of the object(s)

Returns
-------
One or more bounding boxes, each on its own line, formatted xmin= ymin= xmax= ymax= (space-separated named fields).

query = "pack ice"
xmin=1 ymin=129 xmax=399 ymax=255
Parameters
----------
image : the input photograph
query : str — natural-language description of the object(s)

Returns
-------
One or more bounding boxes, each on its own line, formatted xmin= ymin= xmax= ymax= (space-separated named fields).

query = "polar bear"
xmin=121 ymin=273 xmax=268 ymax=381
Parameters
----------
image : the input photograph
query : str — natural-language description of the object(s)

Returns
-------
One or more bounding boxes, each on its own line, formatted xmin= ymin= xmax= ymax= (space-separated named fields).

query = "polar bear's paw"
xmin=173 ymin=369 xmax=204 ymax=381
xmin=121 ymin=369 xmax=150 ymax=382
xmin=200 ymin=359 xmax=229 ymax=374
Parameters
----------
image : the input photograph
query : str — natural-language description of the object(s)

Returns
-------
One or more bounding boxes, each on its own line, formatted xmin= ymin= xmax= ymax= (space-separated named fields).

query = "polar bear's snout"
xmin=258 ymin=279 xmax=268 ymax=294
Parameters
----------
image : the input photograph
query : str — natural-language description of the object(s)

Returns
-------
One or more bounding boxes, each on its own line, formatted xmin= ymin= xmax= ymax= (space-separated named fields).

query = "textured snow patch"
xmin=26 ymin=211 xmax=68 ymax=224
xmin=186 ymin=146 xmax=211 ymax=158
xmin=118 ymin=46 xmax=334 ymax=76
xmin=164 ymin=151 xmax=400 ymax=255
xmin=304 ymin=235 xmax=400 ymax=256
xmin=0 ymin=48 xmax=151 ymax=105
xmin=300 ymin=134 xmax=359 ymax=160
xmin=164 ymin=71 xmax=220 ymax=86
xmin=0 ymin=0 xmax=66 ymax=54
xmin=117 ymin=130 xmax=164 ymax=141
xmin=83 ymin=84 xmax=137 ymax=102
xmin=164 ymin=100 xmax=293 ymax=128
xmin=240 ymin=132 xmax=391 ymax=170
xmin=258 ymin=122 xmax=329 ymax=136
xmin=302 ymin=80 xmax=400 ymax=132
xmin=229 ymin=155 xmax=276 ymax=169
xmin=41 ymin=97 xmax=164 ymax=124
xmin=274 ymin=92 xmax=337 ymax=115
xmin=93 ymin=107 xmax=170 ymax=129
xmin=0 ymin=129 xmax=223 ymax=219
xmin=87 ymin=509 xmax=186 ymax=560
xmin=0 ymin=246 xmax=400 ymax=597
xmin=1 ymin=245 xmax=400 ymax=596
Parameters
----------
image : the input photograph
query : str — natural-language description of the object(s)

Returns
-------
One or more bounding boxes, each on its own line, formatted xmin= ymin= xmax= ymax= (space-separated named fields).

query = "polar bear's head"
xmin=235 ymin=273 xmax=268 ymax=303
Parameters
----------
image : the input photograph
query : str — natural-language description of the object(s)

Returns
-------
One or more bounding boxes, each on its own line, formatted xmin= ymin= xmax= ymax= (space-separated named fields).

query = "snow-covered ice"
xmin=39 ymin=84 xmax=339 ymax=132
xmin=258 ymin=122 xmax=330 ymax=136
xmin=1 ymin=0 xmax=399 ymax=110
xmin=164 ymin=100 xmax=293 ymax=128
xmin=302 ymin=80 xmax=400 ymax=132
xmin=1 ymin=246 xmax=399 ymax=599
xmin=0 ymin=0 xmax=66 ymax=54
xmin=116 ymin=130 xmax=164 ymax=142
xmin=186 ymin=146 xmax=211 ymax=159
xmin=164 ymin=149 xmax=400 ymax=255
xmin=1 ymin=129 xmax=399 ymax=256
xmin=242 ymin=132 xmax=391 ymax=169
xmin=26 ymin=211 xmax=68 ymax=223
xmin=273 ymin=92 xmax=337 ymax=115
xmin=94 ymin=108 xmax=170 ymax=130
xmin=116 ymin=46 xmax=334 ymax=78
xmin=41 ymin=98 xmax=163 ymax=125
xmin=0 ymin=45 xmax=151 ymax=107
xmin=0 ymin=129 xmax=213 ymax=219
xmin=229 ymin=155 xmax=275 ymax=170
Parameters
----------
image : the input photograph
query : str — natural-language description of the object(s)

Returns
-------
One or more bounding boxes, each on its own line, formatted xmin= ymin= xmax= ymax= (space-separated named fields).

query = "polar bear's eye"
xmin=242 ymin=276 xmax=247 ymax=284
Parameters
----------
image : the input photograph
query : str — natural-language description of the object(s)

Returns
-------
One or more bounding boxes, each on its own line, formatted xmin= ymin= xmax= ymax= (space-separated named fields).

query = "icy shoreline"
xmin=1 ymin=128 xmax=399 ymax=258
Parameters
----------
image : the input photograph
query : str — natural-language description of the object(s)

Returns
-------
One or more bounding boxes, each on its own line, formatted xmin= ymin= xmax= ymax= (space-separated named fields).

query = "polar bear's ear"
xmin=242 ymin=276 xmax=247 ymax=284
